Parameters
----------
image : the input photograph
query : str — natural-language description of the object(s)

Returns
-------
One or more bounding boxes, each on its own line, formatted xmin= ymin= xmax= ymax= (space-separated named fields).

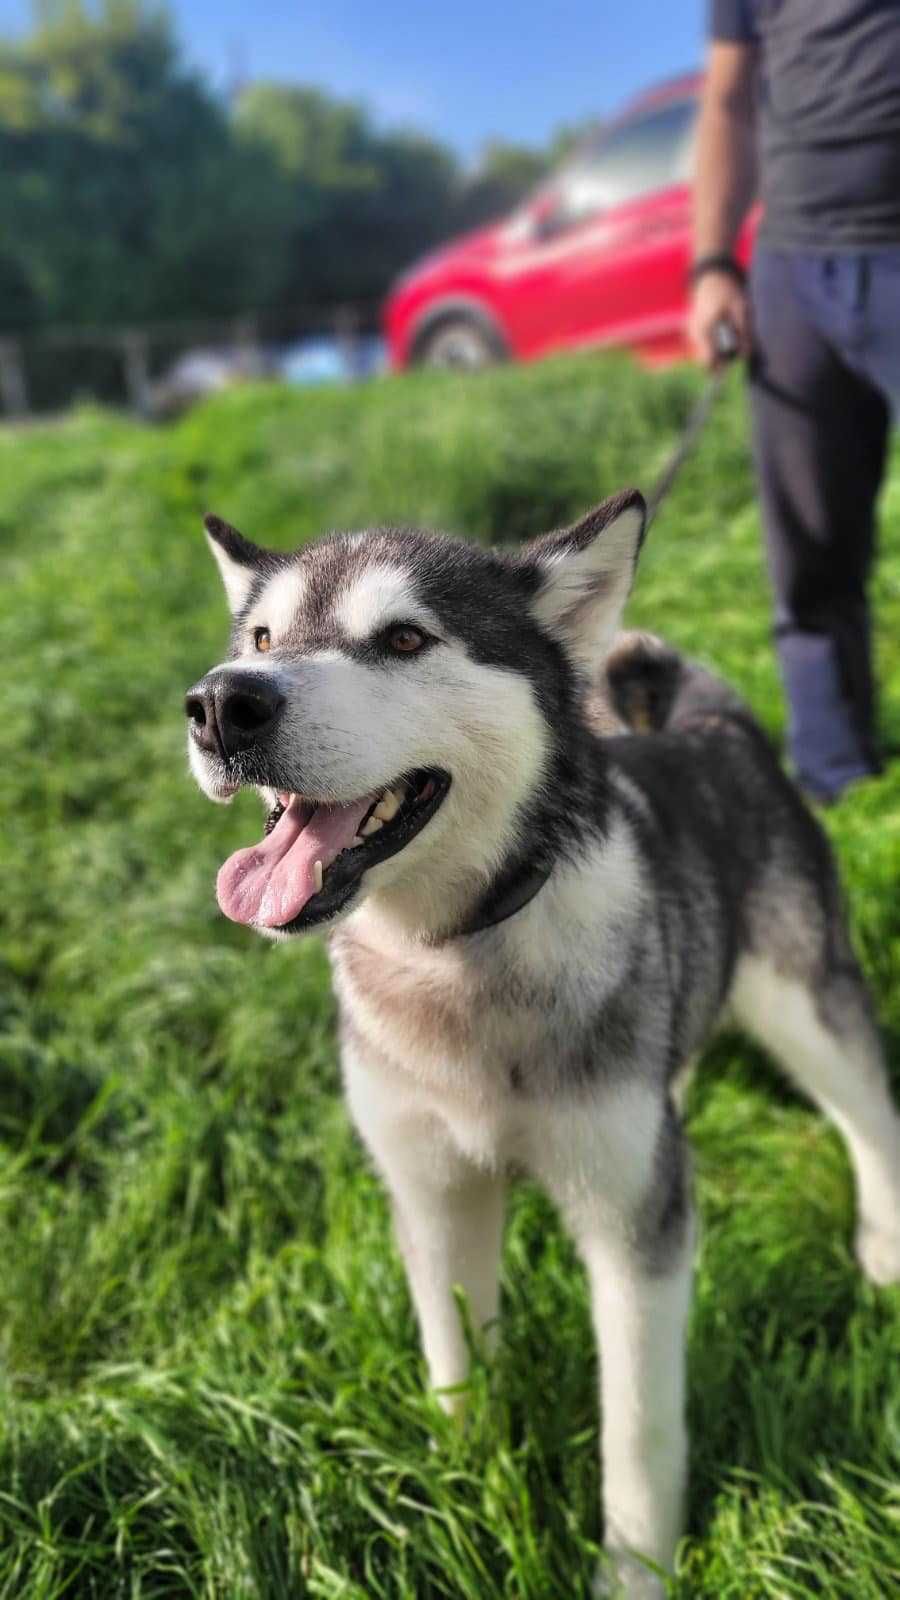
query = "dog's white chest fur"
xmin=330 ymin=820 xmax=647 ymax=1173
xmin=333 ymin=926 xmax=530 ymax=1170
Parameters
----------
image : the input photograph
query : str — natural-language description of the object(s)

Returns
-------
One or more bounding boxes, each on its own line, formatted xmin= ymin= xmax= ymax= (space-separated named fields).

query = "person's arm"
xmin=689 ymin=39 xmax=758 ymax=368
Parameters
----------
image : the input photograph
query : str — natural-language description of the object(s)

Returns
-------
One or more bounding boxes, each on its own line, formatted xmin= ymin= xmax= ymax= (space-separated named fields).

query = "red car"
xmin=384 ymin=74 xmax=756 ymax=372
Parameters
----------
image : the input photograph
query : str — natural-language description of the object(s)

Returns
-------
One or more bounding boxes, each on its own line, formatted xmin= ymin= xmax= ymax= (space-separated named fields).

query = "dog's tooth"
xmin=312 ymin=859 xmax=323 ymax=892
xmin=373 ymin=790 xmax=401 ymax=822
xmin=360 ymin=815 xmax=384 ymax=837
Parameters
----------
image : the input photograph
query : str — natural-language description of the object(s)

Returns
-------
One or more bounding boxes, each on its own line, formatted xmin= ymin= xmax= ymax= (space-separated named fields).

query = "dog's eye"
xmin=254 ymin=627 xmax=271 ymax=653
xmin=387 ymin=625 xmax=426 ymax=655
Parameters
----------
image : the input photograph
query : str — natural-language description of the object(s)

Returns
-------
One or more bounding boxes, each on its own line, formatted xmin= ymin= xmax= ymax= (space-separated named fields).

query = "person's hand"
xmin=688 ymin=271 xmax=751 ymax=369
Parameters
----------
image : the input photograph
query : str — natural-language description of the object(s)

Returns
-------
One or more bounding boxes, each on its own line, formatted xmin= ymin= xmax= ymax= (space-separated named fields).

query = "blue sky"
xmin=0 ymin=2 xmax=706 ymax=160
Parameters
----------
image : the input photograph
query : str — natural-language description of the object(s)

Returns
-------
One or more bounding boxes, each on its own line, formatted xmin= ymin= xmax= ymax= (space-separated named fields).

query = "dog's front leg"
xmin=530 ymin=1091 xmax=693 ymax=1600
xmin=584 ymin=1225 xmax=693 ymax=1599
xmin=344 ymin=1052 xmax=505 ymax=1416
xmin=389 ymin=1161 xmax=506 ymax=1416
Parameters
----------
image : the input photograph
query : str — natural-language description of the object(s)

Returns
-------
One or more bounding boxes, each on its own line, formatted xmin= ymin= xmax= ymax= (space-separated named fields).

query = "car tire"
xmin=413 ymin=314 xmax=506 ymax=371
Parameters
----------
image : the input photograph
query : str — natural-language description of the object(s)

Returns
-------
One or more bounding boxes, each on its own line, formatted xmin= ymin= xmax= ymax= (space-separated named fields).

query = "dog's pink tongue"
xmin=216 ymin=796 xmax=374 ymax=927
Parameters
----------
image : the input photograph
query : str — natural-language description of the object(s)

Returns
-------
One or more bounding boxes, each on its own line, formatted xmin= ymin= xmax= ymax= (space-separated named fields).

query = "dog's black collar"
xmin=456 ymin=857 xmax=553 ymax=937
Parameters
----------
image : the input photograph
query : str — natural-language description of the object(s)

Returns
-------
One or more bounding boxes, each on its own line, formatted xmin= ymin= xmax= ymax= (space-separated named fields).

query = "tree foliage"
xmin=0 ymin=0 xmax=292 ymax=332
xmin=234 ymin=83 xmax=459 ymax=308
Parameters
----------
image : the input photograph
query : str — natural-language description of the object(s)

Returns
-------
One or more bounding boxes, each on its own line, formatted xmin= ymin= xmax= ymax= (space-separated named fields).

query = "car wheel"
xmin=415 ymin=315 xmax=504 ymax=371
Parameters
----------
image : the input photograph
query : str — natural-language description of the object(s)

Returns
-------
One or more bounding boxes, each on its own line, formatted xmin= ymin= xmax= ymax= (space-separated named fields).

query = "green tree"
xmin=0 ymin=0 xmax=293 ymax=333
xmin=234 ymin=82 xmax=459 ymax=306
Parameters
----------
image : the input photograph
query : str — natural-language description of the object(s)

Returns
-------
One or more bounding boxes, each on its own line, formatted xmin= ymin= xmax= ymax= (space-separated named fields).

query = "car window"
xmin=557 ymin=99 xmax=697 ymax=224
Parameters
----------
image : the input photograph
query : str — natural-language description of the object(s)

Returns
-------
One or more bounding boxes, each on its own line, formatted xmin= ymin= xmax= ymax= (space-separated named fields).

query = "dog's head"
xmin=185 ymin=490 xmax=645 ymax=939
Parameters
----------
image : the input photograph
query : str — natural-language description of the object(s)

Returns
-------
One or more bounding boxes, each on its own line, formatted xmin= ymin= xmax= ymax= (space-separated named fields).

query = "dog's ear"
xmin=203 ymin=513 xmax=270 ymax=613
xmin=526 ymin=489 xmax=646 ymax=673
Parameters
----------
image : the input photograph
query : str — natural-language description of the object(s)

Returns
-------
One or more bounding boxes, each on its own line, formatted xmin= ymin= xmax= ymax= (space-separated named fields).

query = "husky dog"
xmin=185 ymin=491 xmax=900 ymax=1598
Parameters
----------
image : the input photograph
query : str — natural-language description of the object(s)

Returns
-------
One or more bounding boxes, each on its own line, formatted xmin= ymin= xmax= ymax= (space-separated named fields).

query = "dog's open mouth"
xmin=216 ymin=768 xmax=450 ymax=932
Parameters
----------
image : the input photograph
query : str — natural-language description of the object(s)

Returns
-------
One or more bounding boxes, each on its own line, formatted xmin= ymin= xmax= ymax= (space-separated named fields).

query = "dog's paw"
xmin=856 ymin=1218 xmax=900 ymax=1286
xmin=593 ymin=1551 xmax=667 ymax=1600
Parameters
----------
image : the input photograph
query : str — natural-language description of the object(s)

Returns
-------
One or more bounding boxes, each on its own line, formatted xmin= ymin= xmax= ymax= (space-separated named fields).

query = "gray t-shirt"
xmin=711 ymin=0 xmax=900 ymax=247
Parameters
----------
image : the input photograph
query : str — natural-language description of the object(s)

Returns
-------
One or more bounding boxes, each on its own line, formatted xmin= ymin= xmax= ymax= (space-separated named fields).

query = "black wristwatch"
xmin=688 ymin=253 xmax=746 ymax=288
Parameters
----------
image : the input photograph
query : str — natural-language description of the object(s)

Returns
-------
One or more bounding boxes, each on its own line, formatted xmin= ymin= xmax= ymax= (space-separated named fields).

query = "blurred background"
xmin=0 ymin=0 xmax=713 ymax=416
xmin=5 ymin=8 xmax=900 ymax=1597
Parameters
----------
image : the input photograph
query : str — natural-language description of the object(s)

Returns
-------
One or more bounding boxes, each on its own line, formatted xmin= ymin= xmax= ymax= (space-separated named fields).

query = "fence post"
xmin=334 ymin=304 xmax=362 ymax=377
xmin=0 ymin=337 xmax=29 ymax=418
xmin=121 ymin=330 xmax=151 ymax=415
xmin=234 ymin=314 xmax=264 ymax=378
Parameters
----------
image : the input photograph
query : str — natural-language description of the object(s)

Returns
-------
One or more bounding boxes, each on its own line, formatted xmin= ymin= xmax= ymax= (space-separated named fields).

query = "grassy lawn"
xmin=1 ymin=353 xmax=899 ymax=1598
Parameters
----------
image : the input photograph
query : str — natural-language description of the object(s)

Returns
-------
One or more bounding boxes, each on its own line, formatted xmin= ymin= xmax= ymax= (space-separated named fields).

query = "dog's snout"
xmin=216 ymin=678 xmax=285 ymax=754
xmin=184 ymin=673 xmax=284 ymax=757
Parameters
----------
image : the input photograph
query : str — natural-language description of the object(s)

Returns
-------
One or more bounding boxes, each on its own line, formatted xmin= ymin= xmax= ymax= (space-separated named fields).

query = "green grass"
xmin=1 ymin=353 xmax=899 ymax=1598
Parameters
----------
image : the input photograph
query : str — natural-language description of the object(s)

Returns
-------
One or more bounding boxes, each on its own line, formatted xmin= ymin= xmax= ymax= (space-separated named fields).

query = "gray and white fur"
xmin=185 ymin=491 xmax=900 ymax=1599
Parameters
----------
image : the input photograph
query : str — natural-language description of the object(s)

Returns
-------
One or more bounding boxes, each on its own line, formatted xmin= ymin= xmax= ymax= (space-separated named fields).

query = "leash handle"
xmin=712 ymin=317 xmax=740 ymax=364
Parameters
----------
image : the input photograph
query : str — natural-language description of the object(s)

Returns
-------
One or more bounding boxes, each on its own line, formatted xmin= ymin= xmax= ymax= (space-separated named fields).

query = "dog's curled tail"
xmin=599 ymin=630 xmax=750 ymax=735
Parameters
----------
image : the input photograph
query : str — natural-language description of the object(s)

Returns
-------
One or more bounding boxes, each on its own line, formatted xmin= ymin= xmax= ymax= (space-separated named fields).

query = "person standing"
xmin=689 ymin=1 xmax=900 ymax=802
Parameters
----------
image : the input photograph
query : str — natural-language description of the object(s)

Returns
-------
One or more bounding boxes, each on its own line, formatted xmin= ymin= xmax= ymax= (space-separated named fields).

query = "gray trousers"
xmin=749 ymin=247 xmax=900 ymax=799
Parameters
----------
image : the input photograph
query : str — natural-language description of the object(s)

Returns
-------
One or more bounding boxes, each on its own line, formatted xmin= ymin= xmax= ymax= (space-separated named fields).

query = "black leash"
xmin=645 ymin=320 xmax=739 ymax=528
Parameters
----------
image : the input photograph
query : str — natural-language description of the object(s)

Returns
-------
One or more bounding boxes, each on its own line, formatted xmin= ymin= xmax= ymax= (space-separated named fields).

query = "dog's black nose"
xmin=184 ymin=672 xmax=284 ymax=758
